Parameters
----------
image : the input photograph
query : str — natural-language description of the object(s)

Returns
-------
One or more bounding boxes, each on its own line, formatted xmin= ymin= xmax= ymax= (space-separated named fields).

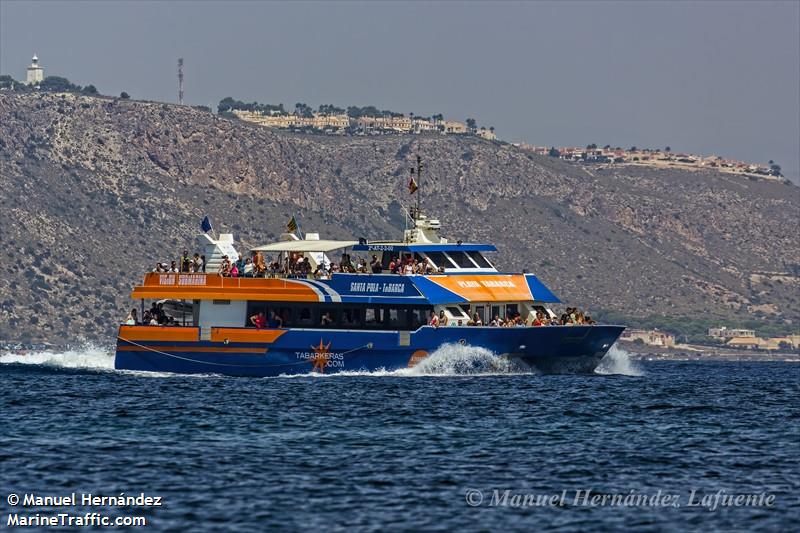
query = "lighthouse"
xmin=26 ymin=54 xmax=44 ymax=85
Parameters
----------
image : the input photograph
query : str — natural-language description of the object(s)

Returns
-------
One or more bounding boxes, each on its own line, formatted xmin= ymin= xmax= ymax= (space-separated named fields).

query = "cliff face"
xmin=0 ymin=92 xmax=798 ymax=343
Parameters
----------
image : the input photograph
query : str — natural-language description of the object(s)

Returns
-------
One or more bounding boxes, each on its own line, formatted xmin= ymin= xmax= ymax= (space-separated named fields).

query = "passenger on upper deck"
xmin=340 ymin=253 xmax=356 ymax=273
xmin=181 ymin=251 xmax=192 ymax=273
xmin=124 ymin=308 xmax=138 ymax=325
xmin=220 ymin=255 xmax=231 ymax=277
xmin=168 ymin=261 xmax=179 ymax=273
xmin=252 ymin=251 xmax=267 ymax=277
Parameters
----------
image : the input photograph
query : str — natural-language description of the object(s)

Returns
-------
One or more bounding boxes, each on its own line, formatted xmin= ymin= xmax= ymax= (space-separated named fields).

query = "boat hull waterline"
xmin=115 ymin=325 xmax=625 ymax=376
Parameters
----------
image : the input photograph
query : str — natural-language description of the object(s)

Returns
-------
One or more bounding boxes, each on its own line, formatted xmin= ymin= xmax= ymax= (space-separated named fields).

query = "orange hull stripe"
xmin=118 ymin=326 xmax=199 ymax=342
xmin=116 ymin=345 xmax=266 ymax=353
xmin=210 ymin=328 xmax=286 ymax=343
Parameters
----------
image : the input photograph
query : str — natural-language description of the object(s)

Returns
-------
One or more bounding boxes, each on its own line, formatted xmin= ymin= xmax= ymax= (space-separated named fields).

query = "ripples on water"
xmin=1 ymin=344 xmax=797 ymax=530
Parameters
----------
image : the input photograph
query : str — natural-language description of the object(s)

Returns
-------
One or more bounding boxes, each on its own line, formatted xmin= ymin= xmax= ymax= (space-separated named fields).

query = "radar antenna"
xmin=178 ymin=58 xmax=184 ymax=105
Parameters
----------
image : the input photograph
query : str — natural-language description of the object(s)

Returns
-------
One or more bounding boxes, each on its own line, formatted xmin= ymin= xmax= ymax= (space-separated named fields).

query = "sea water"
xmin=1 ymin=345 xmax=797 ymax=530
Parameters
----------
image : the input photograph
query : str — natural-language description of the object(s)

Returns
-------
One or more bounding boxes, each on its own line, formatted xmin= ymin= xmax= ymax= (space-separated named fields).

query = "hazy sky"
xmin=2 ymin=0 xmax=798 ymax=182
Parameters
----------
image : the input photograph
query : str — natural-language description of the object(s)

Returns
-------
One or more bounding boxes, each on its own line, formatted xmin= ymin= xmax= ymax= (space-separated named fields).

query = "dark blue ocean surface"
xmin=1 ymin=346 xmax=798 ymax=531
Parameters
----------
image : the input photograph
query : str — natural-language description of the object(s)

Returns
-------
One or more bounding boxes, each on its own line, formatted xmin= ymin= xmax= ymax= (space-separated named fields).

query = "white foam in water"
xmin=397 ymin=343 xmax=521 ymax=376
xmin=595 ymin=343 xmax=643 ymax=376
xmin=279 ymin=342 xmax=528 ymax=379
xmin=0 ymin=345 xmax=115 ymax=371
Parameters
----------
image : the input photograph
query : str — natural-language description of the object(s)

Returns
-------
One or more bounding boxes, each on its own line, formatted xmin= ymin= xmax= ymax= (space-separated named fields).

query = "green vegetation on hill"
xmin=217 ymin=96 xmax=443 ymax=121
xmin=0 ymin=74 xmax=100 ymax=95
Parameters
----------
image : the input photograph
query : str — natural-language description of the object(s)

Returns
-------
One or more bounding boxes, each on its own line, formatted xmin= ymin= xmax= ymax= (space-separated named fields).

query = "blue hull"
xmin=115 ymin=325 xmax=625 ymax=376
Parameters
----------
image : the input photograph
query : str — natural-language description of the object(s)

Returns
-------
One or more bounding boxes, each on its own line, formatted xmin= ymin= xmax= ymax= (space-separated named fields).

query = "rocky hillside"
xmin=0 ymin=92 xmax=797 ymax=344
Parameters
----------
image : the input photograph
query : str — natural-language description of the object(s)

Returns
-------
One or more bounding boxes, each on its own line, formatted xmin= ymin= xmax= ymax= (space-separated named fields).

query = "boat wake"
xmin=0 ymin=345 xmax=115 ymax=371
xmin=595 ymin=343 xmax=643 ymax=376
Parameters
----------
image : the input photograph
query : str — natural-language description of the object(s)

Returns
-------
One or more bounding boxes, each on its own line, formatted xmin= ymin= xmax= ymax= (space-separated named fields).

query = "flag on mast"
xmin=287 ymin=215 xmax=298 ymax=233
xmin=200 ymin=215 xmax=212 ymax=233
xmin=408 ymin=168 xmax=418 ymax=194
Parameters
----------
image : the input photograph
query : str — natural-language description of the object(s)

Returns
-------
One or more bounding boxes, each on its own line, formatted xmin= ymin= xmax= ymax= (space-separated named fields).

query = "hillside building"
xmin=620 ymin=329 xmax=675 ymax=347
xmin=708 ymin=327 xmax=756 ymax=339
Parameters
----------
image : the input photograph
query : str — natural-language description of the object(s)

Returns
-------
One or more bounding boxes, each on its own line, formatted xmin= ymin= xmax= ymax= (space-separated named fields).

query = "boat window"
xmin=365 ymin=307 xmax=384 ymax=328
xmin=278 ymin=307 xmax=292 ymax=327
xmin=446 ymin=306 xmax=467 ymax=318
xmin=410 ymin=308 xmax=427 ymax=330
xmin=467 ymin=251 xmax=493 ymax=268
xmin=380 ymin=253 xmax=394 ymax=270
xmin=387 ymin=308 xmax=408 ymax=329
xmin=445 ymin=251 xmax=477 ymax=268
xmin=424 ymin=251 xmax=456 ymax=269
xmin=491 ymin=305 xmax=501 ymax=320
xmin=340 ymin=308 xmax=363 ymax=328
xmin=506 ymin=304 xmax=519 ymax=319
xmin=297 ymin=307 xmax=313 ymax=326
xmin=319 ymin=309 xmax=337 ymax=327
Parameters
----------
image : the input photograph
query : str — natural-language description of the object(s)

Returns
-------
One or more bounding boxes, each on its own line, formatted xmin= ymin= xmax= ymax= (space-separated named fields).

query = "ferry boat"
xmin=114 ymin=206 xmax=625 ymax=376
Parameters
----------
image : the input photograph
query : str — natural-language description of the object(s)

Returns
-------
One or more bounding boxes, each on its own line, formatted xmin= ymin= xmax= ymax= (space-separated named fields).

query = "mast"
xmin=416 ymin=155 xmax=422 ymax=219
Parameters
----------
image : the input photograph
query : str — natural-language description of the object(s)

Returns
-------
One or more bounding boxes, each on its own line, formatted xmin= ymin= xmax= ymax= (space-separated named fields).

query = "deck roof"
xmin=251 ymin=240 xmax=359 ymax=253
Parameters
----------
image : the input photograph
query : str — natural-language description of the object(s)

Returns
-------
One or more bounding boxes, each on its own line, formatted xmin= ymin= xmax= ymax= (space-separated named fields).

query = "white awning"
xmin=251 ymin=240 xmax=359 ymax=253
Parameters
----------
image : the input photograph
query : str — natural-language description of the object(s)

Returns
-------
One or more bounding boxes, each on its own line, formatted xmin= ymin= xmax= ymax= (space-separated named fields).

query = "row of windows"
xmin=246 ymin=302 xmax=433 ymax=330
xmin=377 ymin=250 xmax=494 ymax=270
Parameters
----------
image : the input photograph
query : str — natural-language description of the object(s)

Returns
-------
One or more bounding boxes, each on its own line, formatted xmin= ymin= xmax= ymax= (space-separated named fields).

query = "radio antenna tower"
xmin=178 ymin=58 xmax=184 ymax=105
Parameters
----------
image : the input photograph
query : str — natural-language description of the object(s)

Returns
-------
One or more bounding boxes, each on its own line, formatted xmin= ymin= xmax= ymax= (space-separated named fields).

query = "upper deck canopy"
xmin=251 ymin=240 xmax=359 ymax=253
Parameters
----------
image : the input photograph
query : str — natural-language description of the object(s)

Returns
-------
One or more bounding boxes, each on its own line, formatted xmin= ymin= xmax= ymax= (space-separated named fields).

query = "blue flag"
xmin=200 ymin=215 xmax=212 ymax=233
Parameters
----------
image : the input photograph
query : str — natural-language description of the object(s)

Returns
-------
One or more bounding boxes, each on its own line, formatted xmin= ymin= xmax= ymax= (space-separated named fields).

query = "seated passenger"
xmin=230 ymin=263 xmax=239 ymax=277
xmin=532 ymin=312 xmax=544 ymax=327
xmin=471 ymin=313 xmax=483 ymax=326
xmin=169 ymin=261 xmax=179 ymax=273
xmin=250 ymin=311 xmax=267 ymax=329
xmin=438 ymin=310 xmax=447 ymax=326
xmin=321 ymin=312 xmax=334 ymax=327
xmin=428 ymin=311 xmax=439 ymax=328
xmin=489 ymin=315 xmax=500 ymax=327
xmin=388 ymin=257 xmax=398 ymax=273
xmin=403 ymin=259 xmax=414 ymax=275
